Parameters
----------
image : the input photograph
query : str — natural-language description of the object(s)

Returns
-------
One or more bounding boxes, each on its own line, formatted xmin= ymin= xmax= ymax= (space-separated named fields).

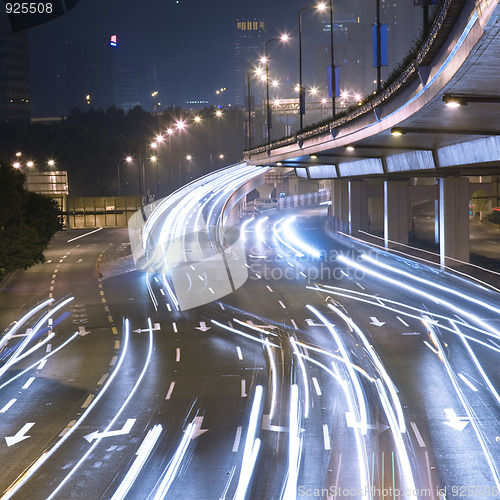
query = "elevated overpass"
xmin=245 ymin=0 xmax=500 ymax=265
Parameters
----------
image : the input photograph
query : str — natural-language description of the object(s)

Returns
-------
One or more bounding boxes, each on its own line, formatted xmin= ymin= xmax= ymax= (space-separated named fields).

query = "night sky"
xmin=26 ymin=0 xmax=374 ymax=116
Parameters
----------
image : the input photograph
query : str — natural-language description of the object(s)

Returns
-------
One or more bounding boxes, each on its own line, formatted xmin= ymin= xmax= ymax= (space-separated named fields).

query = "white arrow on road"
xmin=345 ymin=412 xmax=389 ymax=433
xmin=195 ymin=322 xmax=211 ymax=332
xmin=305 ymin=319 xmax=328 ymax=327
xmin=245 ymin=320 xmax=277 ymax=330
xmin=78 ymin=326 xmax=90 ymax=336
xmin=443 ymin=408 xmax=469 ymax=432
xmin=186 ymin=416 xmax=209 ymax=439
xmin=133 ymin=323 xmax=161 ymax=334
xmin=84 ymin=418 xmax=136 ymax=442
xmin=369 ymin=317 xmax=385 ymax=327
xmin=5 ymin=423 xmax=35 ymax=446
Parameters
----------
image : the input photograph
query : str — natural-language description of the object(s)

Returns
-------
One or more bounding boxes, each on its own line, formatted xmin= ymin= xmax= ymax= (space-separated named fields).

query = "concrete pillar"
xmin=332 ymin=179 xmax=349 ymax=232
xmin=348 ymin=180 xmax=368 ymax=235
xmin=439 ymin=177 xmax=470 ymax=266
xmin=384 ymin=180 xmax=409 ymax=247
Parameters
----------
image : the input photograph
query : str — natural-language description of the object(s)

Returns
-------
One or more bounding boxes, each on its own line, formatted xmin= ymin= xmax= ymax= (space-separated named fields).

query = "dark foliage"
xmin=0 ymin=162 xmax=61 ymax=277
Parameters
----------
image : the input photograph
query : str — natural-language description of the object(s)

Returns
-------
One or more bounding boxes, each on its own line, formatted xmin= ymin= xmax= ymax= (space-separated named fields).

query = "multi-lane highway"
xmin=2 ymin=174 xmax=500 ymax=499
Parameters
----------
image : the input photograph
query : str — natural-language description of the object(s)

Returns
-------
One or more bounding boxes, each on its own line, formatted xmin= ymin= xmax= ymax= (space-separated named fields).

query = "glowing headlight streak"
xmin=2 ymin=321 xmax=130 ymax=500
xmin=0 ymin=296 xmax=74 ymax=378
xmin=110 ymin=424 xmax=163 ymax=500
xmin=280 ymin=216 xmax=321 ymax=259
xmin=233 ymin=318 xmax=278 ymax=337
xmin=452 ymin=321 xmax=500 ymax=406
xmin=309 ymin=284 xmax=497 ymax=342
xmin=234 ymin=385 xmax=264 ymax=500
xmin=374 ymin=379 xmax=417 ymax=498
xmin=256 ymin=216 xmax=269 ymax=243
xmin=422 ymin=320 xmax=500 ymax=490
xmin=0 ymin=298 xmax=53 ymax=351
xmin=282 ymin=384 xmax=303 ymax=500
xmin=161 ymin=272 xmax=180 ymax=311
xmin=327 ymin=304 xmax=405 ymax=433
xmin=361 ymin=254 xmax=500 ymax=319
xmin=290 ymin=337 xmax=310 ymax=419
xmin=152 ymin=420 xmax=196 ymax=500
xmin=146 ymin=273 xmax=159 ymax=311
xmin=239 ymin=217 xmax=254 ymax=244
xmin=211 ymin=319 xmax=280 ymax=348
xmin=4 ymin=332 xmax=55 ymax=366
xmin=47 ymin=318 xmax=154 ymax=500
xmin=306 ymin=305 xmax=368 ymax=435
xmin=272 ymin=217 xmax=304 ymax=257
xmin=0 ymin=332 xmax=79 ymax=391
xmin=264 ymin=338 xmax=278 ymax=421
xmin=337 ymin=255 xmax=500 ymax=340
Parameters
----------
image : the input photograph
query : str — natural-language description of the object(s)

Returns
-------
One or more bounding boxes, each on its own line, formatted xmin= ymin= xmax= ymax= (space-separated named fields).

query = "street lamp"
xmin=48 ymin=159 xmax=55 ymax=168
xmin=265 ymin=34 xmax=289 ymax=144
xmin=118 ymin=156 xmax=133 ymax=197
xmin=246 ymin=57 xmax=262 ymax=150
xmin=299 ymin=3 xmax=327 ymax=131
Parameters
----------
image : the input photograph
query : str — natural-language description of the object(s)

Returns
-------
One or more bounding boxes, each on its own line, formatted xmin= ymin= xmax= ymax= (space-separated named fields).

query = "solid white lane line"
xmin=175 ymin=348 xmax=181 ymax=362
xmin=0 ymin=399 xmax=17 ymax=413
xmin=397 ymin=316 xmax=410 ymax=327
xmin=22 ymin=377 xmax=35 ymax=390
xmin=232 ymin=426 xmax=243 ymax=452
xmin=410 ymin=421 xmax=426 ymax=448
xmin=322 ymin=424 xmax=331 ymax=451
xmin=236 ymin=347 xmax=243 ymax=360
xmin=241 ymin=379 xmax=247 ymax=398
xmin=459 ymin=373 xmax=478 ymax=392
xmin=166 ymin=381 xmax=175 ymax=400
xmin=312 ymin=377 xmax=322 ymax=396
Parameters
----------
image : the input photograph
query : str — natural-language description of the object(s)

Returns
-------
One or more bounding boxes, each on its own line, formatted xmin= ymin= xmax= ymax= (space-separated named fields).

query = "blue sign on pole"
xmin=327 ymin=66 xmax=341 ymax=98
xmin=372 ymin=23 xmax=388 ymax=67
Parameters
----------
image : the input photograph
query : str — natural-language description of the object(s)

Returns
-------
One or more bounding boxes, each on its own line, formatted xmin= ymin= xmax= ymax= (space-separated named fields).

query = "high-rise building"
xmin=64 ymin=38 xmax=117 ymax=111
xmin=0 ymin=15 xmax=30 ymax=123
xmin=234 ymin=18 xmax=267 ymax=107
xmin=114 ymin=63 xmax=148 ymax=112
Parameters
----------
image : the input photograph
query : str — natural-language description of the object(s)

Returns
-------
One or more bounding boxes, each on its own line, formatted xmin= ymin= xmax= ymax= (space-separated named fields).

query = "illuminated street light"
xmin=15 ymin=152 xmax=22 ymax=157
xmin=215 ymin=109 xmax=222 ymax=117
xmin=27 ymin=161 xmax=34 ymax=168
xmin=13 ymin=162 xmax=21 ymax=168
xmin=265 ymin=33 xmax=289 ymax=143
xmin=48 ymin=160 xmax=55 ymax=167
xmin=194 ymin=115 xmax=201 ymax=123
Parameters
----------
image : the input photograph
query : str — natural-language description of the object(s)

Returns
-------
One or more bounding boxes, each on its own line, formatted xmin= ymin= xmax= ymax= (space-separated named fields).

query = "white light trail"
xmin=290 ymin=337 xmax=310 ymax=419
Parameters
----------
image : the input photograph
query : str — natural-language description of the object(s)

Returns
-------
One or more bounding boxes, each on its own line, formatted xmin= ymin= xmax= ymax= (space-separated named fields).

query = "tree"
xmin=0 ymin=162 xmax=61 ymax=277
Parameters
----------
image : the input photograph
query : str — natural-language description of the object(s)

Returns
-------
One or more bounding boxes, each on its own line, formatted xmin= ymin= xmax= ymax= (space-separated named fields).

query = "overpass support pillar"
xmin=439 ymin=177 xmax=469 ymax=266
xmin=332 ymin=179 xmax=349 ymax=232
xmin=384 ymin=181 xmax=409 ymax=247
xmin=348 ymin=181 xmax=368 ymax=235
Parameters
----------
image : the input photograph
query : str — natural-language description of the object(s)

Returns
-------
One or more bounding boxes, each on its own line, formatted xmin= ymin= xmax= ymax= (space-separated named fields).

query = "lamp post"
xmin=328 ymin=0 xmax=336 ymax=119
xmin=265 ymin=34 xmax=288 ymax=144
xmin=246 ymin=58 xmax=262 ymax=150
xmin=299 ymin=4 xmax=327 ymax=131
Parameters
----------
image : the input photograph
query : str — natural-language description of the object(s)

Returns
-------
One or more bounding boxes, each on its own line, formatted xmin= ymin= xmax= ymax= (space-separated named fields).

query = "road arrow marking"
xmin=245 ymin=320 xmax=277 ymax=330
xmin=84 ymin=418 xmax=136 ymax=442
xmin=133 ymin=323 xmax=161 ymax=334
xmin=6 ymin=423 xmax=35 ymax=446
xmin=195 ymin=321 xmax=211 ymax=332
xmin=186 ymin=416 xmax=209 ymax=439
xmin=262 ymin=414 xmax=289 ymax=433
xmin=305 ymin=319 xmax=328 ymax=327
xmin=443 ymin=408 xmax=469 ymax=431
xmin=345 ymin=412 xmax=389 ymax=433
xmin=369 ymin=317 xmax=385 ymax=327
xmin=78 ymin=326 xmax=90 ymax=336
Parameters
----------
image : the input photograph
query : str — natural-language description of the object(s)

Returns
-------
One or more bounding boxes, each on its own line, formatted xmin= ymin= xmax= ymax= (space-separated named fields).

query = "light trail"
xmin=47 ymin=318 xmax=154 ymax=499
xmin=1 ymin=321 xmax=130 ymax=500
xmin=211 ymin=319 xmax=280 ymax=348
xmin=290 ymin=337 xmax=310 ymax=419
xmin=67 ymin=227 xmax=103 ymax=242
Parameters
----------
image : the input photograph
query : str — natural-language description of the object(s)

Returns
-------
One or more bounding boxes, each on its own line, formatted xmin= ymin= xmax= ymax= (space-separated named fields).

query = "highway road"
xmin=2 ymin=190 xmax=500 ymax=498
